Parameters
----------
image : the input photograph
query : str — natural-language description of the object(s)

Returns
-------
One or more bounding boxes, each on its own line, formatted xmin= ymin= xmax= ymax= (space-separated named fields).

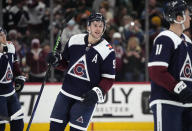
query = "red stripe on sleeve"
xmin=99 ymin=78 xmax=114 ymax=94
xmin=148 ymin=66 xmax=178 ymax=91
xmin=55 ymin=59 xmax=68 ymax=71
xmin=13 ymin=61 xmax=21 ymax=77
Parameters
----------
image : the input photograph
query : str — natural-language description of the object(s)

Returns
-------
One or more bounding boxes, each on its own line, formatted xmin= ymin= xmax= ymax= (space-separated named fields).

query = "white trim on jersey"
xmin=101 ymin=74 xmax=115 ymax=79
xmin=93 ymin=40 xmax=114 ymax=60
xmin=156 ymin=103 xmax=162 ymax=131
xmin=183 ymin=33 xmax=192 ymax=43
xmin=50 ymin=118 xmax=63 ymax=123
xmin=69 ymin=122 xmax=88 ymax=131
xmin=10 ymin=107 xmax=24 ymax=121
xmin=60 ymin=89 xmax=84 ymax=101
xmin=150 ymin=99 xmax=192 ymax=108
xmin=153 ymin=30 xmax=182 ymax=49
xmin=0 ymin=90 xmax=15 ymax=97
xmin=68 ymin=34 xmax=86 ymax=48
xmin=148 ymin=61 xmax=168 ymax=67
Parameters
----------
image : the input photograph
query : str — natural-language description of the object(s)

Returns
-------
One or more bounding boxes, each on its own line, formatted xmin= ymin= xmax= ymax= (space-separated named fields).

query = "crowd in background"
xmin=2 ymin=0 xmax=192 ymax=82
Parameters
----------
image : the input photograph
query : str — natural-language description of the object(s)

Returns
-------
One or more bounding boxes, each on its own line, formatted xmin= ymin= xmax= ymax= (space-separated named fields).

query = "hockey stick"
xmin=26 ymin=11 xmax=76 ymax=131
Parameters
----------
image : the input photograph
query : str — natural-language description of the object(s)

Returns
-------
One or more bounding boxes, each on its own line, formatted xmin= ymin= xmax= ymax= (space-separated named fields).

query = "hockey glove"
xmin=82 ymin=87 xmax=105 ymax=106
xmin=46 ymin=52 xmax=61 ymax=67
xmin=174 ymin=81 xmax=192 ymax=103
xmin=15 ymin=76 xmax=26 ymax=93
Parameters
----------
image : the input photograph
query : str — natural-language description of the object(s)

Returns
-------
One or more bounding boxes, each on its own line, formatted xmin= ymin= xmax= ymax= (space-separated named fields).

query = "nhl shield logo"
xmin=68 ymin=55 xmax=90 ymax=81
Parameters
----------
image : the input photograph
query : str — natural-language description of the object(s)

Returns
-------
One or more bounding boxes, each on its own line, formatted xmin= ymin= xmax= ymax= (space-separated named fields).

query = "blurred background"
xmin=2 ymin=0 xmax=192 ymax=83
xmin=1 ymin=0 xmax=192 ymax=130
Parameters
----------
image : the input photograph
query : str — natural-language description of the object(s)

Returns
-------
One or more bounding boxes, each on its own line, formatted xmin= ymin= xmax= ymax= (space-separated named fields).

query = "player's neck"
xmin=88 ymin=34 xmax=100 ymax=45
xmin=169 ymin=24 xmax=183 ymax=37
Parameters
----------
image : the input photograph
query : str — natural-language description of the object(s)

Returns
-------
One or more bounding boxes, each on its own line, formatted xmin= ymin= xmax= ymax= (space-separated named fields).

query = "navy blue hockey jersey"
xmin=60 ymin=34 xmax=116 ymax=100
xmin=148 ymin=30 xmax=192 ymax=103
xmin=0 ymin=42 xmax=17 ymax=96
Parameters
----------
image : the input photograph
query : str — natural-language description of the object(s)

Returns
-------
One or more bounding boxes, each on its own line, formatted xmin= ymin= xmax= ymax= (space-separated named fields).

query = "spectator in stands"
xmin=149 ymin=16 xmax=165 ymax=53
xmin=8 ymin=0 xmax=29 ymax=34
xmin=26 ymin=38 xmax=48 ymax=82
xmin=122 ymin=36 xmax=145 ymax=81
xmin=111 ymin=32 xmax=124 ymax=81
xmin=60 ymin=19 xmax=81 ymax=50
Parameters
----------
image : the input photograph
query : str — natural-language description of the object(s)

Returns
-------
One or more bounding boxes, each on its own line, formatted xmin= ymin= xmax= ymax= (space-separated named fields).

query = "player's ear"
xmin=177 ymin=14 xmax=185 ymax=22
xmin=87 ymin=26 xmax=91 ymax=33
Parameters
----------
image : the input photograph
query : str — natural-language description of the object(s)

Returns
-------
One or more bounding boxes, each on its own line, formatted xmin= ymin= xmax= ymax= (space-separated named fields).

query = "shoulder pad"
xmin=154 ymin=30 xmax=182 ymax=49
xmin=93 ymin=40 xmax=114 ymax=60
xmin=68 ymin=34 xmax=86 ymax=48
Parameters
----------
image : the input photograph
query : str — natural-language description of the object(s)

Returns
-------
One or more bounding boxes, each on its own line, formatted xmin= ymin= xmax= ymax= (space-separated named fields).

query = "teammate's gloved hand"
xmin=46 ymin=52 xmax=61 ymax=66
xmin=82 ymin=87 xmax=105 ymax=106
xmin=15 ymin=76 xmax=26 ymax=93
xmin=174 ymin=81 xmax=192 ymax=103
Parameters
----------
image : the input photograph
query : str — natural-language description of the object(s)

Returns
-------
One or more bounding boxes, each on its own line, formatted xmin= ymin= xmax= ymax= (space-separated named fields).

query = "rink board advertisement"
xmin=18 ymin=82 xmax=153 ymax=123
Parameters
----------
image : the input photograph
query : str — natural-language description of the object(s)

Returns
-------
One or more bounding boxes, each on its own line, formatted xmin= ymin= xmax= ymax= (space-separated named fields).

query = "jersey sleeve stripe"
xmin=101 ymin=74 xmax=115 ymax=79
xmin=148 ymin=61 xmax=168 ymax=67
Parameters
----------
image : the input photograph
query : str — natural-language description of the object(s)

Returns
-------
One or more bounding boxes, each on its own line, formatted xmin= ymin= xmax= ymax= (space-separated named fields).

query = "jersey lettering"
xmin=155 ymin=44 xmax=163 ymax=55
xmin=92 ymin=54 xmax=98 ymax=63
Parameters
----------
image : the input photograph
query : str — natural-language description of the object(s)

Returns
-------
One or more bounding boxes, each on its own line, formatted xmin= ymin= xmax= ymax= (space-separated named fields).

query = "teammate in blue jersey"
xmin=47 ymin=13 xmax=116 ymax=131
xmin=0 ymin=27 xmax=26 ymax=131
xmin=148 ymin=0 xmax=192 ymax=131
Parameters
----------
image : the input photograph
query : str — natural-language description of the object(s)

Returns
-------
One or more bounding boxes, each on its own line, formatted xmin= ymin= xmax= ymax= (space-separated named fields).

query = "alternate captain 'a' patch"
xmin=0 ymin=62 xmax=13 ymax=83
xmin=106 ymin=44 xmax=113 ymax=50
xmin=68 ymin=55 xmax=90 ymax=81
xmin=180 ymin=53 xmax=192 ymax=82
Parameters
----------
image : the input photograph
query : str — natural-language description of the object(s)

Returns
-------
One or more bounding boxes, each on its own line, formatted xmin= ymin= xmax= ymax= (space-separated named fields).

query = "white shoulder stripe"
xmin=68 ymin=34 xmax=86 ymax=48
xmin=183 ymin=33 xmax=192 ymax=43
xmin=102 ymin=74 xmax=115 ymax=79
xmin=148 ymin=61 xmax=168 ymax=67
xmin=154 ymin=30 xmax=182 ymax=49
xmin=93 ymin=40 xmax=114 ymax=60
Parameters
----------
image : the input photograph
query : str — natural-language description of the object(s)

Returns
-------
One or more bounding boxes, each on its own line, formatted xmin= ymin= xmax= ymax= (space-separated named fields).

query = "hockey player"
xmin=0 ymin=27 xmax=26 ymax=131
xmin=47 ymin=13 xmax=115 ymax=131
xmin=148 ymin=0 xmax=192 ymax=131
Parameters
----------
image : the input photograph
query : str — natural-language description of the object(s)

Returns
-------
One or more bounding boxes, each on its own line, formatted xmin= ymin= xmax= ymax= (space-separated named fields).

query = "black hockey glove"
xmin=46 ymin=52 xmax=61 ymax=67
xmin=82 ymin=87 xmax=105 ymax=106
xmin=15 ymin=76 xmax=26 ymax=93
xmin=174 ymin=81 xmax=192 ymax=103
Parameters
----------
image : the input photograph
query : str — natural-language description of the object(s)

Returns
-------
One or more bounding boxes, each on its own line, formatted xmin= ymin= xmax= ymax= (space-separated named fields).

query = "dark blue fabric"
xmin=151 ymin=104 xmax=192 ymax=131
xmin=50 ymin=93 xmax=96 ymax=130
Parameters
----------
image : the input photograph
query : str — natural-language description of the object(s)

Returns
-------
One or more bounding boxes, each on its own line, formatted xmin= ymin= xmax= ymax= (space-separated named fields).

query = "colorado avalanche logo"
xmin=180 ymin=53 xmax=192 ymax=81
xmin=68 ymin=55 xmax=90 ymax=81
xmin=0 ymin=62 xmax=13 ymax=83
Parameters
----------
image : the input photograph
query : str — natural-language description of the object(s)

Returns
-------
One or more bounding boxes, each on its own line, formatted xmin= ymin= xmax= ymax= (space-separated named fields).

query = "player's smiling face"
xmin=88 ymin=21 xmax=104 ymax=39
